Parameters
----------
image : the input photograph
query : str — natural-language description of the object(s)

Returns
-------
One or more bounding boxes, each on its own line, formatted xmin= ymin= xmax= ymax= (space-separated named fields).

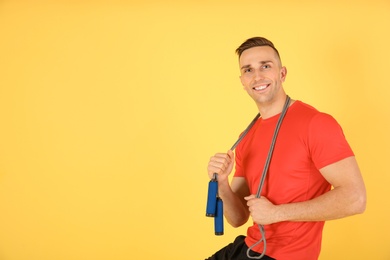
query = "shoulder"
xmin=288 ymin=100 xmax=339 ymax=127
xmin=289 ymin=100 xmax=320 ymax=117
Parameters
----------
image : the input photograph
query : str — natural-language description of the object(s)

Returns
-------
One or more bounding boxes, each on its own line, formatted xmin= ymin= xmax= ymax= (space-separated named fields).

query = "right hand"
xmin=207 ymin=150 xmax=235 ymax=183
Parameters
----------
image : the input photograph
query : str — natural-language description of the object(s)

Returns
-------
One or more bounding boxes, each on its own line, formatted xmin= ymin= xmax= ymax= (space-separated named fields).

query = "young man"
xmin=206 ymin=37 xmax=366 ymax=260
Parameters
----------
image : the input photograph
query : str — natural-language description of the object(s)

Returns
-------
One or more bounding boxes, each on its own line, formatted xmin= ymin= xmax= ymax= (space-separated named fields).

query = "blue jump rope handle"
xmin=206 ymin=178 xmax=224 ymax=235
xmin=206 ymin=180 xmax=218 ymax=217
xmin=214 ymin=197 xmax=224 ymax=235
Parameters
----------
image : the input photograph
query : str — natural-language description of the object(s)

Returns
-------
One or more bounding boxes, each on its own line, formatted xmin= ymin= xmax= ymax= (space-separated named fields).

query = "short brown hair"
xmin=235 ymin=37 xmax=281 ymax=61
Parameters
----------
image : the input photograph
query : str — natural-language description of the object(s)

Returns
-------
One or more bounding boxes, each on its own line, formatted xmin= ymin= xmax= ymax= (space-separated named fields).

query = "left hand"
xmin=244 ymin=195 xmax=280 ymax=225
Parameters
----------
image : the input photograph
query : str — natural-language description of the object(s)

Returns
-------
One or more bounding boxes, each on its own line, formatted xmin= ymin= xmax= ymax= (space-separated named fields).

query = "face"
xmin=239 ymin=46 xmax=287 ymax=107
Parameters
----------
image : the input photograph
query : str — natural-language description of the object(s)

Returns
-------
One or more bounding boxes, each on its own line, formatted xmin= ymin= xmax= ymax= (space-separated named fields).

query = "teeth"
xmin=254 ymin=85 xmax=267 ymax=90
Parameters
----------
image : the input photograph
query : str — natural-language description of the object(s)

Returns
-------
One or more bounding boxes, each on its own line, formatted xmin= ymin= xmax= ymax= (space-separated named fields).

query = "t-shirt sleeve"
xmin=308 ymin=113 xmax=354 ymax=170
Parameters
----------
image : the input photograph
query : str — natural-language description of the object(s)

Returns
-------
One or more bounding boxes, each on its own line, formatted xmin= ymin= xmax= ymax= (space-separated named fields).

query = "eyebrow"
xmin=240 ymin=60 xmax=274 ymax=70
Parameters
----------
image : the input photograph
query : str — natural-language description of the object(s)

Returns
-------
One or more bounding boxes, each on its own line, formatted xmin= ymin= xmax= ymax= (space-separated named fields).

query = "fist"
xmin=207 ymin=150 xmax=235 ymax=182
xmin=245 ymin=195 xmax=279 ymax=225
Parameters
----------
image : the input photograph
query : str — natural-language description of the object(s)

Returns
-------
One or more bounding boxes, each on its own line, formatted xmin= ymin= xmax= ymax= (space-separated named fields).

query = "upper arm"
xmin=320 ymin=156 xmax=364 ymax=189
xmin=320 ymin=156 xmax=366 ymax=212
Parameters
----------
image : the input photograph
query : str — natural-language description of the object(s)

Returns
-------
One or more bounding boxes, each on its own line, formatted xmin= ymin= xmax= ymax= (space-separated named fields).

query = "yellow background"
xmin=0 ymin=0 xmax=389 ymax=259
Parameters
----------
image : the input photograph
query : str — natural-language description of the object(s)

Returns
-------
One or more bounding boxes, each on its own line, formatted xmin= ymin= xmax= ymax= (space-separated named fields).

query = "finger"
xmin=212 ymin=154 xmax=232 ymax=164
xmin=209 ymin=155 xmax=231 ymax=169
xmin=244 ymin=194 xmax=256 ymax=201
xmin=208 ymin=160 xmax=228 ymax=173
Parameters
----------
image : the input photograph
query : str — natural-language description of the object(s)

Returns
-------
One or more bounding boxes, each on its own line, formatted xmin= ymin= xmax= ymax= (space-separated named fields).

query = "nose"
xmin=254 ymin=69 xmax=265 ymax=81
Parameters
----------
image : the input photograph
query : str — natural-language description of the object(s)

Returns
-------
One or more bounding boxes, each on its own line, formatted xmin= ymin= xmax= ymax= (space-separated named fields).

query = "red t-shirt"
xmin=234 ymin=101 xmax=354 ymax=260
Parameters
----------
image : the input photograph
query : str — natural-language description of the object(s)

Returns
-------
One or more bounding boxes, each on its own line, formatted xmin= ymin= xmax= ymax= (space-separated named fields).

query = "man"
xmin=206 ymin=37 xmax=366 ymax=260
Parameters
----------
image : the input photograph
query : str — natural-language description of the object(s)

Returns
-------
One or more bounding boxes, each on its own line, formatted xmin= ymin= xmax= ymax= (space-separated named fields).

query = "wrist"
xmin=274 ymin=204 xmax=287 ymax=223
xmin=216 ymin=178 xmax=232 ymax=198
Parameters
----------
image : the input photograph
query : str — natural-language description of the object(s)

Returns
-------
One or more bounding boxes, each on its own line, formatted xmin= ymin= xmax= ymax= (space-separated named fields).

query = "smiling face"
xmin=239 ymin=46 xmax=287 ymax=108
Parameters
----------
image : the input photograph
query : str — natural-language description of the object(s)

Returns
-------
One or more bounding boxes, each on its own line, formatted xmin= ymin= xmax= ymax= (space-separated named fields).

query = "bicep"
xmin=320 ymin=156 xmax=365 ymax=191
xmin=319 ymin=156 xmax=367 ymax=215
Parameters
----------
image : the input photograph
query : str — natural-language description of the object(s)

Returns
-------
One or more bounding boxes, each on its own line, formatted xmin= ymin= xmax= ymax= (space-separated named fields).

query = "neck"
xmin=257 ymin=94 xmax=292 ymax=119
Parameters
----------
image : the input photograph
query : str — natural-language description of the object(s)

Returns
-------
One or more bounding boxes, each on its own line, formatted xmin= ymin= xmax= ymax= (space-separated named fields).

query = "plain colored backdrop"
xmin=0 ymin=0 xmax=389 ymax=259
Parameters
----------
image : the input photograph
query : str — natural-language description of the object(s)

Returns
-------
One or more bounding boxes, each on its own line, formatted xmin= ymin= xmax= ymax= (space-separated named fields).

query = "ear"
xmin=280 ymin=66 xmax=287 ymax=82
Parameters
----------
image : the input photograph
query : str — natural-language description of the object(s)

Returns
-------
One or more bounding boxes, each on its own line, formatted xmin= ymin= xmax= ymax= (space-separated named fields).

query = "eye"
xmin=262 ymin=64 xmax=271 ymax=69
xmin=243 ymin=68 xmax=252 ymax=73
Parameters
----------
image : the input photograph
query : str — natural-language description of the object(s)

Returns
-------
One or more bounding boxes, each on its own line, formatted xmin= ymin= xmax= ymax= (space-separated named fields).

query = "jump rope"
xmin=206 ymin=96 xmax=291 ymax=259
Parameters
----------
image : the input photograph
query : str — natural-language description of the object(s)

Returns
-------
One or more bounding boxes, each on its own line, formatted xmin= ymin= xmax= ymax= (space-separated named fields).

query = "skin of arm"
xmin=245 ymin=156 xmax=367 ymax=225
xmin=208 ymin=150 xmax=251 ymax=227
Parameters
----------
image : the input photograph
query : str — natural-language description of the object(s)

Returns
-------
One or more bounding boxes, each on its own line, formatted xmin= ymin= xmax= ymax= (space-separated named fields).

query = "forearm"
xmin=274 ymin=185 xmax=366 ymax=223
xmin=218 ymin=179 xmax=250 ymax=227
